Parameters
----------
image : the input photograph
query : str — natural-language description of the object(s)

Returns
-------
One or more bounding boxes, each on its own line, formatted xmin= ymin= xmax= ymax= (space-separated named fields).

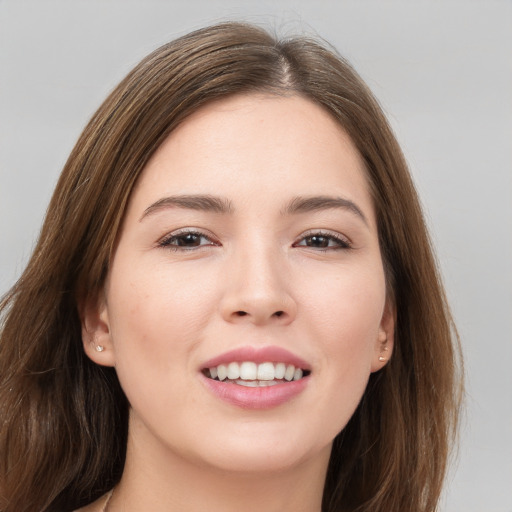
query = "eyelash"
xmin=158 ymin=229 xmax=218 ymax=251
xmin=158 ymin=229 xmax=352 ymax=252
xmin=292 ymin=230 xmax=352 ymax=251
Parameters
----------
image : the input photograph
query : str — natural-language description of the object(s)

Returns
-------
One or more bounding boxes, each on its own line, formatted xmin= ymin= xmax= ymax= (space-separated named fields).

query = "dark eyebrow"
xmin=140 ymin=194 xmax=233 ymax=221
xmin=283 ymin=195 xmax=368 ymax=226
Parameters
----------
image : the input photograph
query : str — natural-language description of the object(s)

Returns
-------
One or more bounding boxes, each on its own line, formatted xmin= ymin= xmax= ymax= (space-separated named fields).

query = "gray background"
xmin=1 ymin=1 xmax=511 ymax=510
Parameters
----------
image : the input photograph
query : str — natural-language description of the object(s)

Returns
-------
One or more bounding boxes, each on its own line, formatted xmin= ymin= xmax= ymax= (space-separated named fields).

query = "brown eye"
xmin=174 ymin=233 xmax=203 ymax=247
xmin=159 ymin=231 xmax=217 ymax=251
xmin=294 ymin=232 xmax=351 ymax=250
xmin=305 ymin=235 xmax=330 ymax=248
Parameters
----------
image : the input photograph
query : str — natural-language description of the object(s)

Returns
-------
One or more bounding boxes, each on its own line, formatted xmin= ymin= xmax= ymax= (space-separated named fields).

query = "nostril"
xmin=229 ymin=310 xmax=289 ymax=322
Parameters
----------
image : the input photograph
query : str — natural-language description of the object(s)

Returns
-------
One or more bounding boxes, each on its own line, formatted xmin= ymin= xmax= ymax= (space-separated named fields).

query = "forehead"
xmin=130 ymin=94 xmax=373 ymax=221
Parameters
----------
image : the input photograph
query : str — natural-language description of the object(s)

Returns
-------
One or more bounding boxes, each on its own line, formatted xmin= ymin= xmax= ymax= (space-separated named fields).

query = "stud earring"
xmin=95 ymin=345 xmax=105 ymax=352
xmin=378 ymin=355 xmax=386 ymax=362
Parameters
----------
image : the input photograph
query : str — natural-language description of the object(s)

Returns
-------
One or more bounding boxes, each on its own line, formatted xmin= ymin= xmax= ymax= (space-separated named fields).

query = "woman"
xmin=0 ymin=22 xmax=462 ymax=512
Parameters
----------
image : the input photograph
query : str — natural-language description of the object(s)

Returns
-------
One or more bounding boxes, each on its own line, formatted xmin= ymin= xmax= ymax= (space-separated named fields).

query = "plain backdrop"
xmin=1 ymin=1 xmax=511 ymax=511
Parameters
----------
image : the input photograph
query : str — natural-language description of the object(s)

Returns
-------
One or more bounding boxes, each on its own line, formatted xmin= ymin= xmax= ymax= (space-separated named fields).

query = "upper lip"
xmin=201 ymin=345 xmax=311 ymax=371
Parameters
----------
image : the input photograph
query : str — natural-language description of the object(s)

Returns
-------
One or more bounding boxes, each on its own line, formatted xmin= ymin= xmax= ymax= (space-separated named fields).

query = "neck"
xmin=110 ymin=416 xmax=330 ymax=512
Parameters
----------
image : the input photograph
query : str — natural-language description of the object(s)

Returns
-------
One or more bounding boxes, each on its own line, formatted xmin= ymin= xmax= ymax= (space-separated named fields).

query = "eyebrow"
xmin=140 ymin=193 xmax=368 ymax=225
xmin=140 ymin=194 xmax=233 ymax=221
xmin=283 ymin=195 xmax=368 ymax=225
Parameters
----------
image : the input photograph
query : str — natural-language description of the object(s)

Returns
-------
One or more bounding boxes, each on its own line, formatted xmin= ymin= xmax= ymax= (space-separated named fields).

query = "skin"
xmin=81 ymin=94 xmax=394 ymax=512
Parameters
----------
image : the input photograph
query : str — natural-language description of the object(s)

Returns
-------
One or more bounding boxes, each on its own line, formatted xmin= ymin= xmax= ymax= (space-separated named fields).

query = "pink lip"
xmin=199 ymin=346 xmax=311 ymax=409
xmin=200 ymin=374 xmax=310 ymax=409
xmin=201 ymin=345 xmax=311 ymax=370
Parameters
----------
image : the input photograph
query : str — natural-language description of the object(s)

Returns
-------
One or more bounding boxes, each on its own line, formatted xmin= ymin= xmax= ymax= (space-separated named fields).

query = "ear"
xmin=80 ymin=292 xmax=116 ymax=367
xmin=371 ymin=297 xmax=395 ymax=373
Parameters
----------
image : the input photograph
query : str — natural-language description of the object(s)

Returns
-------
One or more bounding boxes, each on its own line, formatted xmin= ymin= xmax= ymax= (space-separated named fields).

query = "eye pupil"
xmin=177 ymin=233 xmax=200 ymax=246
xmin=306 ymin=236 xmax=329 ymax=248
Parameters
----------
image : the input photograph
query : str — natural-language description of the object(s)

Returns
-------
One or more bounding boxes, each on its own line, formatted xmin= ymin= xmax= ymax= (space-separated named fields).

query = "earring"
xmin=378 ymin=339 xmax=388 ymax=362
xmin=95 ymin=345 xmax=105 ymax=352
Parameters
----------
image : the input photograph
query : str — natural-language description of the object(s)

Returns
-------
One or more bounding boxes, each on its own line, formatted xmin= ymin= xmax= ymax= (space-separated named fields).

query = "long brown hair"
xmin=0 ymin=22 xmax=462 ymax=512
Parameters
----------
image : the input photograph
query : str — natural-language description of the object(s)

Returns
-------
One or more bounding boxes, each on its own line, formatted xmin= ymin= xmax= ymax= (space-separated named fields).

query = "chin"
xmin=203 ymin=448 xmax=320 ymax=475
xmin=191 ymin=426 xmax=332 ymax=475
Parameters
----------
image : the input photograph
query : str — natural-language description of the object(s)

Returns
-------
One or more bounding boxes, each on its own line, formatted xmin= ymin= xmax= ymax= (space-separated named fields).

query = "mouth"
xmin=202 ymin=361 xmax=311 ymax=387
xmin=199 ymin=346 xmax=312 ymax=408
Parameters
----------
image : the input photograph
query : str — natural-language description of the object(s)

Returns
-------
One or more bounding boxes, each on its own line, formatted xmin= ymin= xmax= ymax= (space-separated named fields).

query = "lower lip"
xmin=200 ymin=375 xmax=310 ymax=409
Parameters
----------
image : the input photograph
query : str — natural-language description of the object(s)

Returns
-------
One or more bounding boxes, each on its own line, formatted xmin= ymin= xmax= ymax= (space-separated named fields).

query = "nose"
xmin=219 ymin=244 xmax=297 ymax=326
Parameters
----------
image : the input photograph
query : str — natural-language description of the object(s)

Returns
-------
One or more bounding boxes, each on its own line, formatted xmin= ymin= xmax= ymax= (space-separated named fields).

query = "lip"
xmin=199 ymin=346 xmax=311 ymax=409
xmin=201 ymin=345 xmax=311 ymax=370
xmin=200 ymin=374 xmax=310 ymax=409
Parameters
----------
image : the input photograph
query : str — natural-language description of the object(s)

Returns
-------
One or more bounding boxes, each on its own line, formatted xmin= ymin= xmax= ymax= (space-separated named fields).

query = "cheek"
xmin=299 ymin=266 xmax=385 ymax=426
xmin=109 ymin=255 xmax=218 ymax=328
xmin=104 ymin=259 xmax=219 ymax=390
xmin=301 ymin=263 xmax=386 ymax=349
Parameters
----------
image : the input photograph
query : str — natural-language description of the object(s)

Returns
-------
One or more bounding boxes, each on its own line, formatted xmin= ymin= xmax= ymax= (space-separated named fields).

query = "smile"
xmin=205 ymin=361 xmax=308 ymax=386
xmin=200 ymin=346 xmax=311 ymax=409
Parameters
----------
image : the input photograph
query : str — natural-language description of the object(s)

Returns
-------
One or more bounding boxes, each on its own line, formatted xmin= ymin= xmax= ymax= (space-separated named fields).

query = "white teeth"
xmin=235 ymin=379 xmax=258 ymax=387
xmin=227 ymin=362 xmax=240 ymax=380
xmin=239 ymin=362 xmax=257 ymax=380
xmin=217 ymin=364 xmax=227 ymax=381
xmin=284 ymin=364 xmax=295 ymax=381
xmin=257 ymin=362 xmax=275 ymax=381
xmin=275 ymin=362 xmax=286 ymax=379
xmin=234 ymin=379 xmax=279 ymax=387
xmin=208 ymin=361 xmax=307 ymax=382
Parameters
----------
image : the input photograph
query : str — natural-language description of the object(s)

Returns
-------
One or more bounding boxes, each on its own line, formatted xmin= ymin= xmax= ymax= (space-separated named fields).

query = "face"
xmin=83 ymin=94 xmax=394 ymax=475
